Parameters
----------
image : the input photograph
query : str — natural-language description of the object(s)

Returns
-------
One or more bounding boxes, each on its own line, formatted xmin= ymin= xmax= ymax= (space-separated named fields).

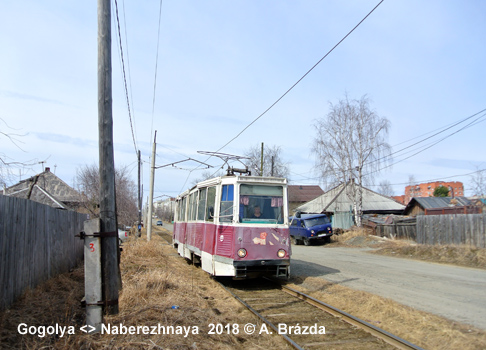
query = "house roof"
xmin=4 ymin=168 xmax=80 ymax=209
xmin=288 ymin=185 xmax=324 ymax=203
xmin=404 ymin=196 xmax=472 ymax=213
xmin=296 ymin=181 xmax=405 ymax=214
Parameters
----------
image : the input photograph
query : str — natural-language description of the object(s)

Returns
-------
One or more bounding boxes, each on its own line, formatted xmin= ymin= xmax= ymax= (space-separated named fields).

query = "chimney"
xmin=45 ymin=167 xmax=50 ymax=172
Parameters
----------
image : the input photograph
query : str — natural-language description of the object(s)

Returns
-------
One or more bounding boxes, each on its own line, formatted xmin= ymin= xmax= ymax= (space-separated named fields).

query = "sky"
xmin=1 ymin=0 xmax=485 ymax=202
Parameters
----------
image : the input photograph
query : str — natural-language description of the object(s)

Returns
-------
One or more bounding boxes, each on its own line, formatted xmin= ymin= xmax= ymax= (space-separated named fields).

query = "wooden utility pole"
xmin=260 ymin=142 xmax=264 ymax=176
xmin=147 ymin=131 xmax=157 ymax=241
xmin=98 ymin=0 xmax=119 ymax=314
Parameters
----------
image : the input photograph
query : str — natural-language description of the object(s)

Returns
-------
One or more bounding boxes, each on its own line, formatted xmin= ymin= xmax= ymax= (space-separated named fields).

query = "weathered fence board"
xmin=416 ymin=213 xmax=486 ymax=248
xmin=369 ymin=222 xmax=416 ymax=240
xmin=0 ymin=196 xmax=87 ymax=310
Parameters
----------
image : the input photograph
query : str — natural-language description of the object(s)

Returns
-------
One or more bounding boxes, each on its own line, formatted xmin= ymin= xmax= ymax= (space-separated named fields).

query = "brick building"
xmin=399 ymin=181 xmax=464 ymax=204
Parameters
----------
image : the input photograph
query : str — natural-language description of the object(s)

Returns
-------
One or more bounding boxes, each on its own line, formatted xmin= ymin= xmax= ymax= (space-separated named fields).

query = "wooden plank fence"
xmin=373 ymin=222 xmax=417 ymax=241
xmin=0 ymin=195 xmax=87 ymax=310
xmin=417 ymin=213 xmax=486 ymax=248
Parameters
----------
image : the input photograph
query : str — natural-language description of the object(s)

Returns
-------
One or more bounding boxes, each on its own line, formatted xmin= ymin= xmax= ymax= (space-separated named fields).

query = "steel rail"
xmin=217 ymin=280 xmax=304 ymax=350
xmin=278 ymin=283 xmax=425 ymax=350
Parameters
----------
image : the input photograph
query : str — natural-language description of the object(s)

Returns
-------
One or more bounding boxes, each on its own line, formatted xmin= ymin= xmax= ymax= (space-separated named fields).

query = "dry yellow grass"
xmin=2 ymin=227 xmax=486 ymax=350
xmin=331 ymin=226 xmax=371 ymax=243
xmin=372 ymin=243 xmax=486 ymax=269
xmin=332 ymin=227 xmax=486 ymax=270
xmin=0 ymin=231 xmax=291 ymax=350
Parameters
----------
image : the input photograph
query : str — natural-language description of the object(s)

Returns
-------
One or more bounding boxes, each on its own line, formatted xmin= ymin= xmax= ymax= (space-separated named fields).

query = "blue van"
xmin=289 ymin=214 xmax=333 ymax=245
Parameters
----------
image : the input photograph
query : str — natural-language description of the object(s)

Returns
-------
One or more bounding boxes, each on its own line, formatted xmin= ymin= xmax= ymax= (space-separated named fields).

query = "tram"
xmin=173 ymin=172 xmax=291 ymax=279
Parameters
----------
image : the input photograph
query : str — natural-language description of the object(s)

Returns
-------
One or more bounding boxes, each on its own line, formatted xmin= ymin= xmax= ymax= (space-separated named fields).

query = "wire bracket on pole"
xmin=76 ymin=231 xmax=118 ymax=239
xmin=82 ymin=299 xmax=119 ymax=307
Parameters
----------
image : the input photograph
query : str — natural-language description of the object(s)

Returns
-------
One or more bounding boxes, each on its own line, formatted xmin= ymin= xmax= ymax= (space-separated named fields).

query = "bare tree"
xmin=0 ymin=118 xmax=38 ymax=187
xmin=407 ymin=174 xmax=418 ymax=201
xmin=244 ymin=143 xmax=290 ymax=178
xmin=312 ymin=94 xmax=391 ymax=226
xmin=76 ymin=164 xmax=138 ymax=227
xmin=377 ymin=179 xmax=394 ymax=197
xmin=470 ymin=165 xmax=486 ymax=197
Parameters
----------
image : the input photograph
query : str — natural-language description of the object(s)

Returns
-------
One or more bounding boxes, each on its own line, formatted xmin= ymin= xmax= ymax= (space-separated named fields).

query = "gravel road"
xmin=291 ymin=245 xmax=486 ymax=330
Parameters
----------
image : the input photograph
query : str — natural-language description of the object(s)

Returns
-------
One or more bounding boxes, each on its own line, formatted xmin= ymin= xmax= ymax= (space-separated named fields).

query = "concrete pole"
xmin=147 ymin=131 xmax=157 ymax=241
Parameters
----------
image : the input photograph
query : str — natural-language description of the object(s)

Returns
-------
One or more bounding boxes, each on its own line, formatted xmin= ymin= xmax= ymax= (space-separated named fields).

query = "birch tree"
xmin=312 ymin=95 xmax=391 ymax=226
xmin=469 ymin=166 xmax=486 ymax=197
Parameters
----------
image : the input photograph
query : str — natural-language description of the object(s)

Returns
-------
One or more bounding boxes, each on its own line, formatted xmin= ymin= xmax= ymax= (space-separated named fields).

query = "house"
xmin=3 ymin=167 xmax=82 ymax=211
xmin=287 ymin=185 xmax=324 ymax=213
xmin=403 ymin=196 xmax=479 ymax=216
xmin=469 ymin=196 xmax=486 ymax=212
xmin=295 ymin=181 xmax=405 ymax=229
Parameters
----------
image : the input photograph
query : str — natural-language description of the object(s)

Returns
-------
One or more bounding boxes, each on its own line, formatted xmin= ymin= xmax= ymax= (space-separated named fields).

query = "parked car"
xmin=118 ymin=228 xmax=128 ymax=243
xmin=289 ymin=213 xmax=333 ymax=246
xmin=156 ymin=220 xmax=163 ymax=226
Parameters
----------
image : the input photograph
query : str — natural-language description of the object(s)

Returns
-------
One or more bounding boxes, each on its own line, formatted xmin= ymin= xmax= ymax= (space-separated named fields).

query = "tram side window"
xmin=206 ymin=186 xmax=216 ymax=222
xmin=187 ymin=194 xmax=192 ymax=221
xmin=219 ymin=184 xmax=234 ymax=223
xmin=180 ymin=197 xmax=187 ymax=222
xmin=189 ymin=192 xmax=198 ymax=221
xmin=197 ymin=188 xmax=207 ymax=221
xmin=175 ymin=200 xmax=180 ymax=221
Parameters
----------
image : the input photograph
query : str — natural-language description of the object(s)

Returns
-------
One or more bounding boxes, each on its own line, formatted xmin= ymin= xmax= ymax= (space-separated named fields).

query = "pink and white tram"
xmin=173 ymin=175 xmax=291 ymax=279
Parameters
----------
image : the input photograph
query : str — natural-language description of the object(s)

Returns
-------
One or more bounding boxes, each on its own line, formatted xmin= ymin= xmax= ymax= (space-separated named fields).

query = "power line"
xmin=213 ymin=0 xmax=385 ymax=154
xmin=292 ymin=168 xmax=486 ymax=190
xmin=121 ymin=0 xmax=139 ymax=148
xmin=150 ymin=0 xmax=164 ymax=143
xmin=371 ymin=168 xmax=486 ymax=187
xmin=178 ymin=0 xmax=386 ymax=193
xmin=364 ymin=111 xmax=486 ymax=176
xmin=290 ymin=108 xmax=486 ymax=182
xmin=113 ymin=0 xmax=138 ymax=156
xmin=369 ymin=108 xmax=486 ymax=167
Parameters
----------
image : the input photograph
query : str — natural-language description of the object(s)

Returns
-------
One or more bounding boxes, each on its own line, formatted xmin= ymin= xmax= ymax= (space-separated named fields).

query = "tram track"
xmin=156 ymin=226 xmax=423 ymax=349
xmin=219 ymin=278 xmax=424 ymax=350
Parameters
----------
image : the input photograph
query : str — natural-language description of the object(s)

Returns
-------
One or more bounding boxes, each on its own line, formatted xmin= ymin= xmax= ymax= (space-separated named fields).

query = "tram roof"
xmin=177 ymin=175 xmax=288 ymax=199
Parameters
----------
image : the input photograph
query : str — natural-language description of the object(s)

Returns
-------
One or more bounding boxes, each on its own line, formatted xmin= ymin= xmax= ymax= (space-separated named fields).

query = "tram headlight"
xmin=277 ymin=249 xmax=286 ymax=258
xmin=237 ymin=248 xmax=247 ymax=258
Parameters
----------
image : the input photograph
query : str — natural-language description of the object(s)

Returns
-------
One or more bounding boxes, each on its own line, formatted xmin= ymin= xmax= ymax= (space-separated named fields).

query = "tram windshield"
xmin=239 ymin=184 xmax=284 ymax=224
